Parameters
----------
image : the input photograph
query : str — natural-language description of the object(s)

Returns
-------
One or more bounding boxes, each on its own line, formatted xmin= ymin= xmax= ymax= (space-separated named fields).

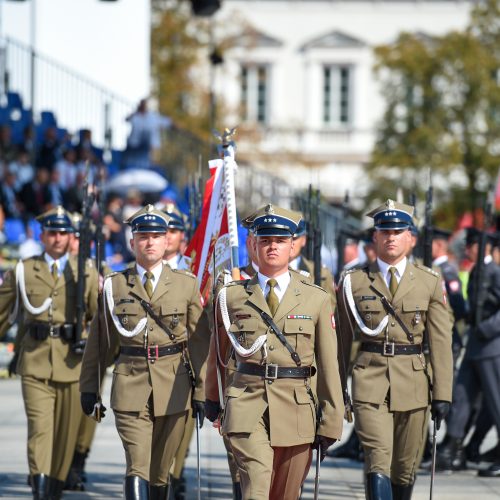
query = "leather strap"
xmin=236 ymin=362 xmax=315 ymax=379
xmin=361 ymin=342 xmax=423 ymax=355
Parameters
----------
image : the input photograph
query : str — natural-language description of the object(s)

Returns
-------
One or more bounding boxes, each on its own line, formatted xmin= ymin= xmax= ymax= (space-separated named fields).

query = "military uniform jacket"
xmin=0 ymin=254 xmax=99 ymax=382
xmin=79 ymin=264 xmax=210 ymax=417
xmin=464 ymin=261 xmax=500 ymax=361
xmin=212 ymin=272 xmax=344 ymax=447
xmin=337 ymin=261 xmax=453 ymax=411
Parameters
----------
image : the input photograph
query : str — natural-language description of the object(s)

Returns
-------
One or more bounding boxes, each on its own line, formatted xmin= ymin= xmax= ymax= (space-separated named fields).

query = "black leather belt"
xmin=29 ymin=323 xmax=75 ymax=341
xmin=120 ymin=342 xmax=185 ymax=361
xmin=236 ymin=362 xmax=316 ymax=380
xmin=361 ymin=342 xmax=423 ymax=356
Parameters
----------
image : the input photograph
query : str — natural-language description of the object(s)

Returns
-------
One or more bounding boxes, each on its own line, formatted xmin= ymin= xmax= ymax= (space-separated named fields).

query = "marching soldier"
xmin=79 ymin=204 xmax=209 ymax=499
xmin=289 ymin=218 xmax=337 ymax=306
xmin=336 ymin=199 xmax=453 ymax=499
xmin=206 ymin=204 xmax=344 ymax=500
xmin=160 ymin=203 xmax=192 ymax=271
xmin=0 ymin=206 xmax=99 ymax=500
xmin=436 ymin=228 xmax=500 ymax=477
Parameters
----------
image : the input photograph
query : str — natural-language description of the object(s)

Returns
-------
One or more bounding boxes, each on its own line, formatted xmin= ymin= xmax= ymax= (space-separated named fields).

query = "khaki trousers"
xmin=228 ymin=411 xmax=312 ymax=500
xmin=354 ymin=399 xmax=427 ymax=485
xmin=114 ymin=400 xmax=188 ymax=486
xmin=170 ymin=408 xmax=195 ymax=479
xmin=22 ymin=376 xmax=81 ymax=481
xmin=75 ymin=412 xmax=98 ymax=454
xmin=223 ymin=434 xmax=240 ymax=483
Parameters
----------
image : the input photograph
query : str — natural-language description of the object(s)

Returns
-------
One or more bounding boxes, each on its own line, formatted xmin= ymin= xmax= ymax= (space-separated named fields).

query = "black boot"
xmin=46 ymin=478 xmax=65 ymax=500
xmin=465 ymin=439 xmax=481 ymax=463
xmin=232 ymin=481 xmax=242 ymax=500
xmin=479 ymin=444 xmax=500 ymax=463
xmin=64 ymin=450 xmax=86 ymax=491
xmin=169 ymin=475 xmax=185 ymax=500
xmin=150 ymin=484 xmax=167 ymax=500
xmin=435 ymin=437 xmax=466 ymax=472
xmin=327 ymin=429 xmax=362 ymax=460
xmin=31 ymin=474 xmax=49 ymax=500
xmin=366 ymin=473 xmax=392 ymax=500
xmin=124 ymin=476 xmax=149 ymax=500
xmin=391 ymin=481 xmax=414 ymax=500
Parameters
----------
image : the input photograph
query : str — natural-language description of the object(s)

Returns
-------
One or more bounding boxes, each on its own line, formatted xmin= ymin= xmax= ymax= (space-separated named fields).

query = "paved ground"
xmin=1 ymin=376 xmax=500 ymax=499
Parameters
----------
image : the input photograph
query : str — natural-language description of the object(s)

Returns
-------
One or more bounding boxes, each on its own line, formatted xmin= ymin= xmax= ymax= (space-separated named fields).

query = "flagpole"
xmin=216 ymin=128 xmax=240 ymax=281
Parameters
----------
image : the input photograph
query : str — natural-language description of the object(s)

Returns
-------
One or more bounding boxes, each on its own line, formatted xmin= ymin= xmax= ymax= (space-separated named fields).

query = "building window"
xmin=241 ymin=64 xmax=269 ymax=124
xmin=323 ymin=65 xmax=352 ymax=126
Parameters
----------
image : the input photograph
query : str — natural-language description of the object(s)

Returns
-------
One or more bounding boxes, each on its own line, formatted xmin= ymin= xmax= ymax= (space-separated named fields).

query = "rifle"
xmin=422 ymin=170 xmax=433 ymax=268
xmin=74 ymin=163 xmax=94 ymax=354
xmin=311 ymin=189 xmax=322 ymax=286
xmin=471 ymin=191 xmax=494 ymax=332
xmin=94 ymin=164 xmax=106 ymax=276
xmin=335 ymin=191 xmax=350 ymax=281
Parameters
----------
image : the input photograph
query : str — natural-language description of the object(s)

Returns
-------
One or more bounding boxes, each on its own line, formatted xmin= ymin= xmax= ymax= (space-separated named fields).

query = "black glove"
xmin=8 ymin=352 xmax=19 ymax=377
xmin=431 ymin=400 xmax=450 ymax=430
xmin=81 ymin=392 xmax=106 ymax=419
xmin=71 ymin=339 xmax=87 ymax=355
xmin=192 ymin=400 xmax=205 ymax=428
xmin=205 ymin=399 xmax=221 ymax=423
xmin=313 ymin=435 xmax=337 ymax=462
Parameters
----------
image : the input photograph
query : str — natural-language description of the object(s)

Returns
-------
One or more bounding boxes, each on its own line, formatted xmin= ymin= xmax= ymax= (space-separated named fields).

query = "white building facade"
xmin=213 ymin=0 xmax=474 ymax=202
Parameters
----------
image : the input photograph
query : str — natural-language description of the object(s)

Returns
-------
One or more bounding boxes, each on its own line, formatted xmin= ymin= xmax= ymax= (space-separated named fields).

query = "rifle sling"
xmin=259 ymin=310 xmax=302 ymax=367
xmin=130 ymin=292 xmax=196 ymax=388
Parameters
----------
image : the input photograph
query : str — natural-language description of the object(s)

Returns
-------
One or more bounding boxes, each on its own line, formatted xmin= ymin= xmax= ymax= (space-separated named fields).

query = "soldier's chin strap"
xmin=343 ymin=273 xmax=389 ymax=337
xmin=217 ymin=285 xmax=267 ymax=358
xmin=9 ymin=261 xmax=53 ymax=323
xmin=103 ymin=277 xmax=147 ymax=337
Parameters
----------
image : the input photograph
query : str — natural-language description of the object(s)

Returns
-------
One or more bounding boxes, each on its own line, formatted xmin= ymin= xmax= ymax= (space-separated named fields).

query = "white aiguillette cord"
xmin=343 ymin=273 xmax=389 ymax=337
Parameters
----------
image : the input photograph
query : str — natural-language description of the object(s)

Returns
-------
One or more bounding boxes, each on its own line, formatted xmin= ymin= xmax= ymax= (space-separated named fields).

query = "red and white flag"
xmin=185 ymin=159 xmax=231 ymax=304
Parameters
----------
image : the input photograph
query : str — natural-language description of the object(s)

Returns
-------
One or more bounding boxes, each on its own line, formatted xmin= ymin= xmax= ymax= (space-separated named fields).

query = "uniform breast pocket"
xmin=161 ymin=302 xmax=187 ymax=337
xmin=283 ymin=318 xmax=314 ymax=362
xmin=402 ymin=299 xmax=428 ymax=330
xmin=354 ymin=297 xmax=384 ymax=329
xmin=113 ymin=302 xmax=141 ymax=330
xmin=228 ymin=318 xmax=258 ymax=348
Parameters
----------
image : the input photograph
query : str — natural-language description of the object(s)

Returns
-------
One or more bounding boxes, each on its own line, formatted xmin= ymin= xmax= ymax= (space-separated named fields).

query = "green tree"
xmin=369 ymin=0 xmax=500 ymax=226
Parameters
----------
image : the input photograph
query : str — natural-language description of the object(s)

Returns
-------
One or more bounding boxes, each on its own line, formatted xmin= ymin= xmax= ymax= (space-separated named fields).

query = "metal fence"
xmin=0 ymin=36 xmax=134 ymax=149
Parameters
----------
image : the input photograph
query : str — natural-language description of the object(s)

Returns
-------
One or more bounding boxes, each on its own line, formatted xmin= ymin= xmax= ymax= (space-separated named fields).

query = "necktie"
xmin=144 ymin=271 xmax=154 ymax=299
xmin=266 ymin=279 xmax=279 ymax=316
xmin=389 ymin=267 xmax=398 ymax=297
xmin=51 ymin=262 xmax=59 ymax=282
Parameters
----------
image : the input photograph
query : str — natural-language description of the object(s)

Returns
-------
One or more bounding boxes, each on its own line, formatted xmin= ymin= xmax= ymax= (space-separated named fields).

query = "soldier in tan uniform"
xmin=289 ymin=218 xmax=337 ymax=307
xmin=206 ymin=204 xmax=344 ymax=500
xmin=79 ymin=204 xmax=209 ymax=500
xmin=0 ymin=206 xmax=99 ymax=500
xmin=337 ymin=200 xmax=453 ymax=499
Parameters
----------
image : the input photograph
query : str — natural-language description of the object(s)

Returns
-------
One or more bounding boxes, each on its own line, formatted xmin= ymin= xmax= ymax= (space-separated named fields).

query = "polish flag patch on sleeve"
xmin=331 ymin=314 xmax=336 ymax=329
xmin=441 ymin=280 xmax=447 ymax=304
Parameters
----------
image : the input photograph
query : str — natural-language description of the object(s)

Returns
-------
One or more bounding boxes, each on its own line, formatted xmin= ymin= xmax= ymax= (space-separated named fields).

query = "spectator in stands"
xmin=36 ymin=125 xmax=61 ymax=172
xmin=64 ymin=170 xmax=86 ymax=213
xmin=18 ymin=221 xmax=43 ymax=259
xmin=55 ymin=147 xmax=77 ymax=191
xmin=9 ymin=148 xmax=34 ymax=190
xmin=48 ymin=169 xmax=65 ymax=206
xmin=75 ymin=128 xmax=98 ymax=163
xmin=0 ymin=205 xmax=6 ymax=246
xmin=0 ymin=125 xmax=17 ymax=164
xmin=124 ymin=98 xmax=172 ymax=168
xmin=103 ymin=194 xmax=133 ymax=264
xmin=0 ymin=169 xmax=22 ymax=219
xmin=20 ymin=124 xmax=36 ymax=164
xmin=122 ymin=188 xmax=144 ymax=253
xmin=18 ymin=167 xmax=52 ymax=217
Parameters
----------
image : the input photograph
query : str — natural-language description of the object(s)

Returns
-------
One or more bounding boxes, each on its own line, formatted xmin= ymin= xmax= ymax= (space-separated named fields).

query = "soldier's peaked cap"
xmin=125 ymin=204 xmax=171 ymax=233
xmin=251 ymin=204 xmax=301 ymax=237
xmin=159 ymin=202 xmax=185 ymax=231
xmin=293 ymin=219 xmax=307 ymax=238
xmin=36 ymin=206 xmax=74 ymax=232
xmin=433 ymin=228 xmax=452 ymax=241
xmin=366 ymin=199 xmax=414 ymax=230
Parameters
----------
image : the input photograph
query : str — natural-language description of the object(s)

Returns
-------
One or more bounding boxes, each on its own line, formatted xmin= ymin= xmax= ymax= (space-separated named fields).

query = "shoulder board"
xmin=106 ymin=271 xmax=121 ymax=279
xmin=172 ymin=268 xmax=196 ymax=279
xmin=224 ymin=279 xmax=250 ymax=288
xmin=414 ymin=263 xmax=440 ymax=277
xmin=301 ymin=280 xmax=327 ymax=293
xmin=85 ymin=258 xmax=94 ymax=268
xmin=299 ymin=269 xmax=311 ymax=277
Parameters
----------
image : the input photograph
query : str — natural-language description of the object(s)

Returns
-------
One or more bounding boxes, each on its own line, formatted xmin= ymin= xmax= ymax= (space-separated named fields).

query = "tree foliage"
xmin=369 ymin=0 xmax=500 ymax=226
